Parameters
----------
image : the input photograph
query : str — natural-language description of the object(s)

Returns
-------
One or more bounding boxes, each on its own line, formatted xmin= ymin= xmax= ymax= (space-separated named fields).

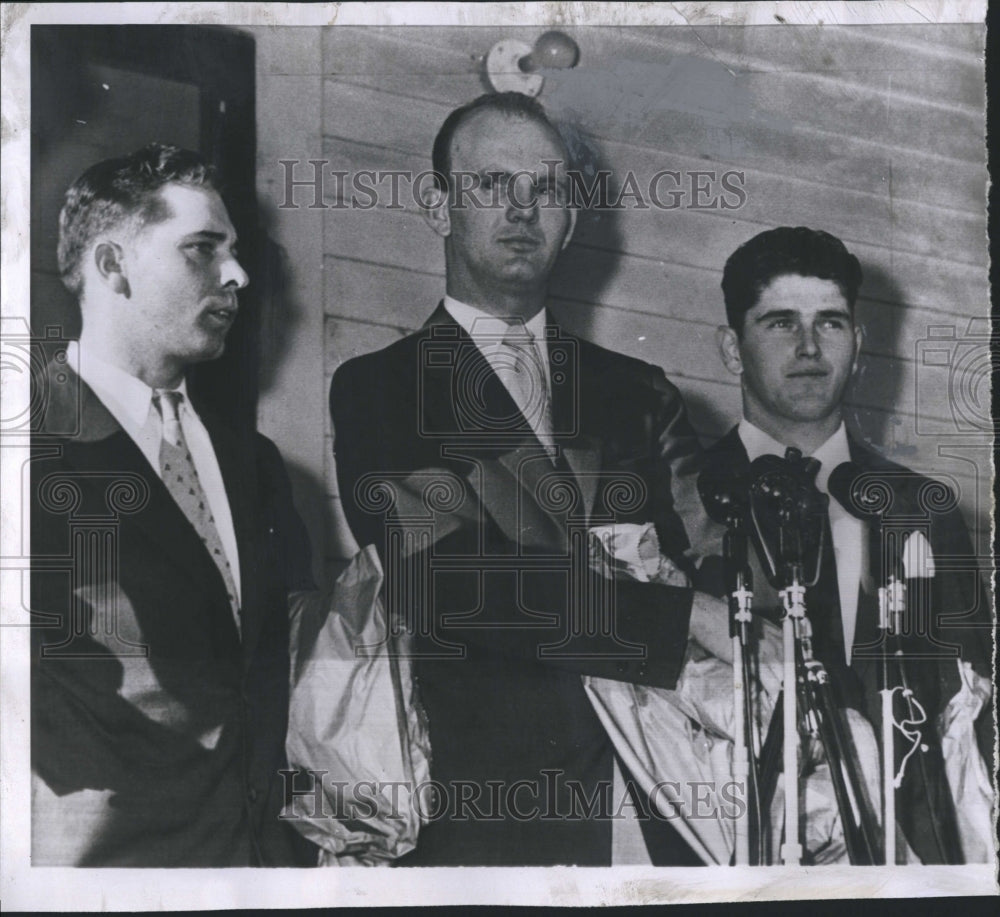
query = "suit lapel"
xmin=418 ymin=307 xmax=597 ymax=538
xmin=417 ymin=305 xmax=528 ymax=442
xmin=199 ymin=410 xmax=264 ymax=664
xmin=706 ymin=426 xmax=748 ymax=468
xmin=845 ymin=435 xmax=890 ymax=677
xmin=46 ymin=364 xmax=241 ymax=650
xmin=547 ymin=325 xmax=602 ymax=519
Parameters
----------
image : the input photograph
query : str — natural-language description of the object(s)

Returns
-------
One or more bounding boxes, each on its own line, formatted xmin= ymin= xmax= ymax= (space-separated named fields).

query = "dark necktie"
xmin=153 ymin=390 xmax=241 ymax=633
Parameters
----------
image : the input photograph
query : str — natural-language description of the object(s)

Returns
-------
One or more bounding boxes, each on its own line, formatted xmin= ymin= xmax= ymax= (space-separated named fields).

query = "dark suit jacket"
xmin=697 ymin=426 xmax=993 ymax=864
xmin=30 ymin=362 xmax=316 ymax=867
xmin=329 ymin=305 xmax=713 ymax=866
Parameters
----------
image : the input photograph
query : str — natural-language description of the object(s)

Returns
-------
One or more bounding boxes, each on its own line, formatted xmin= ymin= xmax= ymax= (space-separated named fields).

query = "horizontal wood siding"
xmin=311 ymin=24 xmax=989 ymax=556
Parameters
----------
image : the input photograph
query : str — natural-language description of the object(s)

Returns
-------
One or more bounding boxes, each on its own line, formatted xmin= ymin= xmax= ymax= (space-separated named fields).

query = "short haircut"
xmin=430 ymin=91 xmax=568 ymax=192
xmin=57 ymin=143 xmax=216 ymax=296
xmin=721 ymin=226 xmax=863 ymax=335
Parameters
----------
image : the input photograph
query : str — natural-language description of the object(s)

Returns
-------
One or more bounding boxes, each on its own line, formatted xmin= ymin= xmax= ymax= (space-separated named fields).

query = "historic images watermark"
xmin=277 ymin=160 xmax=749 ymax=211
xmin=281 ymin=770 xmax=748 ymax=822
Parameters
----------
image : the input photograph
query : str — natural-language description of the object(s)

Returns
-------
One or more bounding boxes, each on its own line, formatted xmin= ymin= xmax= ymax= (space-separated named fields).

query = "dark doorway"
xmin=31 ymin=25 xmax=259 ymax=427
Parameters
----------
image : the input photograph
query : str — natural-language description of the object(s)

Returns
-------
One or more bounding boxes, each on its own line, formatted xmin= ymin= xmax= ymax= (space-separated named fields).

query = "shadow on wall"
xmin=846 ymin=260 xmax=908 ymax=460
xmin=680 ymin=387 xmax=734 ymax=447
xmin=547 ymin=124 xmax=624 ymax=338
xmin=255 ymin=196 xmax=304 ymax=397
xmin=251 ymin=195 xmax=342 ymax=587
xmin=283 ymin=457 xmax=340 ymax=589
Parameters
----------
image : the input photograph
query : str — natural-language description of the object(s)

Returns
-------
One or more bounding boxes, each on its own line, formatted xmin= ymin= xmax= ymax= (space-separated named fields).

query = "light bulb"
xmin=521 ymin=31 xmax=579 ymax=72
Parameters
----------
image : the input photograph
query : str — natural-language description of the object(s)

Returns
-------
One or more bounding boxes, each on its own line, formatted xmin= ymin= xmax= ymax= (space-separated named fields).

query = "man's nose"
xmin=221 ymin=254 xmax=249 ymax=290
xmin=795 ymin=323 xmax=821 ymax=357
xmin=505 ymin=178 xmax=540 ymax=223
xmin=506 ymin=199 xmax=539 ymax=223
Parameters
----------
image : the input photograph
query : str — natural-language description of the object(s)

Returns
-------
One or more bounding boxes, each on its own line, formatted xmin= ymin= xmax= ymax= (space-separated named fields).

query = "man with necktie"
xmin=703 ymin=226 xmax=993 ymax=863
xmin=31 ymin=144 xmax=316 ymax=866
xmin=329 ymin=92 xmax=733 ymax=866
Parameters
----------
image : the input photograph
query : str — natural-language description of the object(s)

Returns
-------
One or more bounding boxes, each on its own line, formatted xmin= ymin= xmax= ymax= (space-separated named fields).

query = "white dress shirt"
xmin=737 ymin=419 xmax=864 ymax=663
xmin=70 ymin=340 xmax=242 ymax=605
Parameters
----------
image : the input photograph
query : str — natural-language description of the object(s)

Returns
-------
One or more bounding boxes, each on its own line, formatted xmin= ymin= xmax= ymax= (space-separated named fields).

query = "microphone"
xmin=828 ymin=461 xmax=892 ymax=522
xmin=696 ymin=456 xmax=755 ymax=632
xmin=829 ymin=461 xmax=899 ymax=628
xmin=828 ymin=462 xmax=950 ymax=524
xmin=746 ymin=451 xmax=827 ymax=588
xmin=830 ymin=463 xmax=942 ymax=638
xmin=697 ymin=464 xmax=748 ymax=529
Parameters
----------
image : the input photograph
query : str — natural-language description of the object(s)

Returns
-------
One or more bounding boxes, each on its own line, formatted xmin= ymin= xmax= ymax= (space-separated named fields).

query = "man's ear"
xmin=716 ymin=325 xmax=743 ymax=376
xmin=560 ymin=206 xmax=578 ymax=252
xmin=421 ymin=185 xmax=451 ymax=238
xmin=93 ymin=241 xmax=130 ymax=296
xmin=851 ymin=322 xmax=863 ymax=374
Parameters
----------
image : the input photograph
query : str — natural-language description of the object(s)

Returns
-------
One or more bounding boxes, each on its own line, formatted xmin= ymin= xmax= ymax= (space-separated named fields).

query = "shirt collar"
xmin=70 ymin=338 xmax=191 ymax=428
xmin=737 ymin=418 xmax=850 ymax=494
xmin=443 ymin=295 xmax=548 ymax=346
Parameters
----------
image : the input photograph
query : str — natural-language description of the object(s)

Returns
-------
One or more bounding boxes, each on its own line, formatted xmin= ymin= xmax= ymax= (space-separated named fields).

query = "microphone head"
xmin=828 ymin=461 xmax=891 ymax=520
xmin=697 ymin=464 xmax=747 ymax=526
xmin=746 ymin=452 xmax=827 ymax=586
xmin=800 ymin=455 xmax=822 ymax=486
xmin=783 ymin=445 xmax=804 ymax=464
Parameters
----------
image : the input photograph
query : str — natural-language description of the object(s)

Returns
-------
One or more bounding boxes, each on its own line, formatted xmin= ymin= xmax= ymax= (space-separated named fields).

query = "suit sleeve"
xmin=330 ymin=359 xmax=693 ymax=690
xmin=932 ymin=505 xmax=992 ymax=676
xmin=404 ymin=525 xmax=693 ymax=689
xmin=255 ymin=434 xmax=316 ymax=593
xmin=330 ymin=360 xmax=390 ymax=554
xmin=645 ymin=364 xmax=724 ymax=569
xmin=931 ymin=503 xmax=994 ymax=767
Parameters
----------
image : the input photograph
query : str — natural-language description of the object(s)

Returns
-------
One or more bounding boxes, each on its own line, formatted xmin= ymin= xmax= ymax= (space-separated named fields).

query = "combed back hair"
xmin=57 ymin=143 xmax=216 ymax=296
xmin=721 ymin=226 xmax=863 ymax=335
xmin=430 ymin=91 xmax=569 ymax=192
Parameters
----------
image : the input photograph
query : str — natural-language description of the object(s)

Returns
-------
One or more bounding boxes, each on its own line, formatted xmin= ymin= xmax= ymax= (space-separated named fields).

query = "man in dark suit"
xmin=31 ymin=144 xmax=316 ymax=866
xmin=703 ymin=226 xmax=993 ymax=863
xmin=329 ymin=93 xmax=732 ymax=866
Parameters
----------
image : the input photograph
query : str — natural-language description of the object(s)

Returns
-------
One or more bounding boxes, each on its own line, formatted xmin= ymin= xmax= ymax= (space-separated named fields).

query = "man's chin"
xmin=784 ymin=401 xmax=840 ymax=424
xmin=783 ymin=383 xmax=840 ymax=409
xmin=495 ymin=263 xmax=549 ymax=288
xmin=187 ymin=337 xmax=229 ymax=364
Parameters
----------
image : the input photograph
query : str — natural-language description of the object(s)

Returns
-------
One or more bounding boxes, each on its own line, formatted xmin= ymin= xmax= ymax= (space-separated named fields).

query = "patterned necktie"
xmin=152 ymin=389 xmax=241 ymax=633
xmin=498 ymin=324 xmax=556 ymax=458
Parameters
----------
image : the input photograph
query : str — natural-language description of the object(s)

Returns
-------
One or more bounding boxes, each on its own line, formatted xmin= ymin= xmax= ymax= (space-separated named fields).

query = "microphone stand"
xmin=876 ymin=535 xmax=933 ymax=865
xmin=899 ymin=533 xmax=956 ymax=863
xmin=750 ymin=451 xmax=881 ymax=865
xmin=775 ymin=499 xmax=806 ymax=866
xmin=746 ymin=459 xmax=810 ymax=865
xmin=878 ymin=558 xmax=904 ymax=865
xmin=723 ymin=519 xmax=758 ymax=865
xmin=827 ymin=462 xmax=947 ymax=864
xmin=696 ymin=468 xmax=762 ymax=864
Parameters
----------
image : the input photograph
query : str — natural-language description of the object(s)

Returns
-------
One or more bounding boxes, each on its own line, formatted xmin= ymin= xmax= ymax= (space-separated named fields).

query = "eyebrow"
xmin=753 ymin=309 xmax=795 ymax=323
xmin=182 ymin=230 xmax=235 ymax=244
xmin=753 ymin=307 xmax=851 ymax=323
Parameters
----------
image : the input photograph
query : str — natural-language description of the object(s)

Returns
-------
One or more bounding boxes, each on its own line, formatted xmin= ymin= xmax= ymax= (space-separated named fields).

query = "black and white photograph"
xmin=1 ymin=1 xmax=995 ymax=909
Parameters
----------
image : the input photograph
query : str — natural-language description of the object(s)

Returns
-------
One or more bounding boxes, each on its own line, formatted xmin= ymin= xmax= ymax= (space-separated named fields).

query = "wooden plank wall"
xmin=304 ymin=24 xmax=989 ymax=564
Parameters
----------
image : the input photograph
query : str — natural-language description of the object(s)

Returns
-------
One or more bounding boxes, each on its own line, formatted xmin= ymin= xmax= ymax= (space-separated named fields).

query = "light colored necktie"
xmin=498 ymin=324 xmax=556 ymax=458
xmin=153 ymin=390 xmax=241 ymax=632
